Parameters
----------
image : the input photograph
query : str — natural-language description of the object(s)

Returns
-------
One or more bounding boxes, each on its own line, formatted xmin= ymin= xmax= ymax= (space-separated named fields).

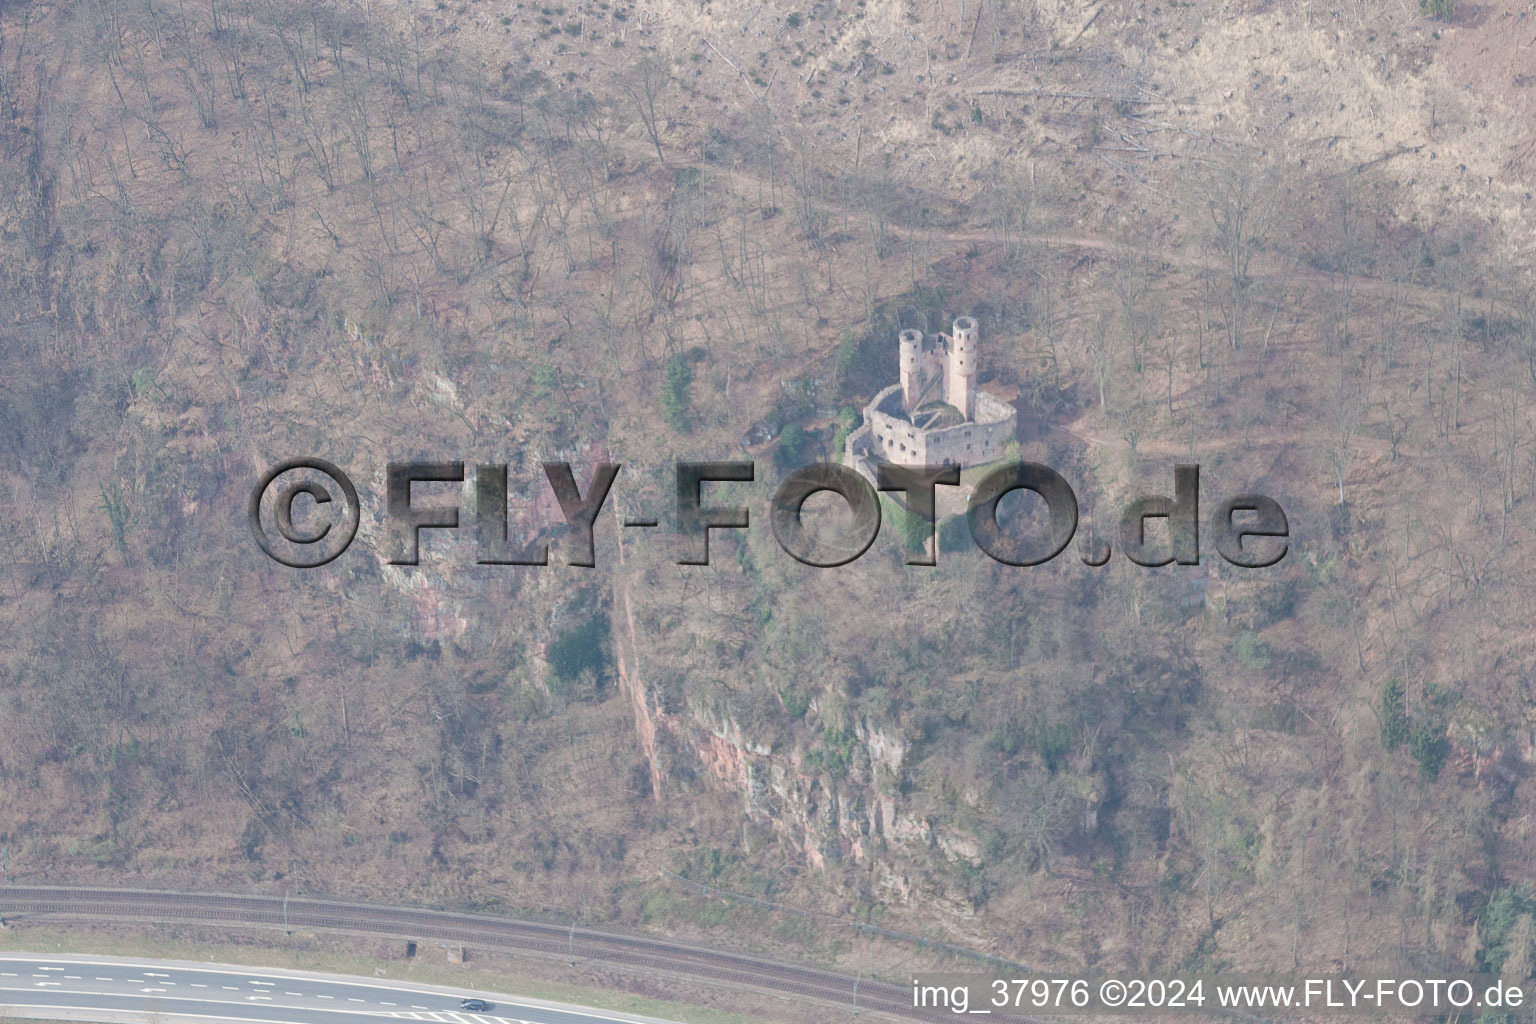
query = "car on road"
xmin=459 ymin=998 xmax=490 ymax=1012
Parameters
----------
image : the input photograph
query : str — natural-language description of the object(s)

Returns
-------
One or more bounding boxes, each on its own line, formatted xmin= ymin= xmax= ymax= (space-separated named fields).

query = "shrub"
xmin=897 ymin=503 xmax=930 ymax=555
xmin=987 ymin=718 xmax=1071 ymax=772
xmin=938 ymin=513 xmax=971 ymax=554
xmin=777 ymin=423 xmax=805 ymax=465
xmin=661 ymin=353 xmax=693 ymax=431
xmin=1231 ymin=630 xmax=1271 ymax=671
xmin=1419 ymin=0 xmax=1454 ymax=19
xmin=804 ymin=728 xmax=858 ymax=776
xmin=130 ymin=367 xmax=160 ymax=399
xmin=531 ymin=362 xmax=559 ymax=398
xmin=779 ymin=687 xmax=811 ymax=717
xmin=831 ymin=406 xmax=859 ymax=456
xmin=1476 ymin=886 xmax=1535 ymax=973
xmin=547 ymin=612 xmax=611 ymax=689
xmin=1379 ymin=678 xmax=1410 ymax=751
xmin=1409 ymin=720 xmax=1448 ymax=781
xmin=1033 ymin=721 xmax=1073 ymax=773
xmin=835 ymin=328 xmax=857 ymax=370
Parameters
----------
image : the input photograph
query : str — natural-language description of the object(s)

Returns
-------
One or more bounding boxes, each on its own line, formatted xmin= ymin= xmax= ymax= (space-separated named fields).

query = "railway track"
xmin=0 ymin=886 xmax=1039 ymax=1023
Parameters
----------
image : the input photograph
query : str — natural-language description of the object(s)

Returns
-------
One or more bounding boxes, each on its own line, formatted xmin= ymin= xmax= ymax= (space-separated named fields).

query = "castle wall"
xmin=845 ymin=423 xmax=877 ymax=487
xmin=916 ymin=392 xmax=1015 ymax=467
xmin=866 ymin=386 xmax=931 ymax=464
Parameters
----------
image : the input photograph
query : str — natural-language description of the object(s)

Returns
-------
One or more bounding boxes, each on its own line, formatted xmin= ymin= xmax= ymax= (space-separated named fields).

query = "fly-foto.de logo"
xmin=249 ymin=459 xmax=1289 ymax=571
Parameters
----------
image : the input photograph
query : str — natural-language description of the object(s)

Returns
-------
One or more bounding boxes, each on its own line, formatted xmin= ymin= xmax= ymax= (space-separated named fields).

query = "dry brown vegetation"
xmin=3 ymin=0 xmax=1536 ymax=999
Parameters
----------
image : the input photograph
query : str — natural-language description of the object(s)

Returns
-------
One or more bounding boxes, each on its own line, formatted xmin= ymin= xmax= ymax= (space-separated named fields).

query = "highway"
xmin=0 ymin=887 xmax=1000 ymax=1021
xmin=0 ymin=954 xmax=682 ymax=1024
xmin=0 ymin=888 xmax=1036 ymax=1022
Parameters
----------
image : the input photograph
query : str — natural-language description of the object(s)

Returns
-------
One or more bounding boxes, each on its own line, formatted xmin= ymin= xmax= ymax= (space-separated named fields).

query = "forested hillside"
xmin=3 ymin=0 xmax=1536 ymax=987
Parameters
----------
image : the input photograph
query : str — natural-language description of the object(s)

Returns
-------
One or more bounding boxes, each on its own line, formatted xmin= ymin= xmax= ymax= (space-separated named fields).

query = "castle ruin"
xmin=844 ymin=316 xmax=1017 ymax=485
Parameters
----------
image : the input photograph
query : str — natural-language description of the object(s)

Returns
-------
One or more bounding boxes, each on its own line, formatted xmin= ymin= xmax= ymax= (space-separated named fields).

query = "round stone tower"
xmin=899 ymin=328 xmax=924 ymax=408
xmin=947 ymin=316 xmax=977 ymax=420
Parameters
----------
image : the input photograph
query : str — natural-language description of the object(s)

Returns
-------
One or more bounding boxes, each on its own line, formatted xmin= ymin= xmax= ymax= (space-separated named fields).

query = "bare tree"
xmin=1189 ymin=156 xmax=1282 ymax=351
xmin=621 ymin=52 xmax=670 ymax=167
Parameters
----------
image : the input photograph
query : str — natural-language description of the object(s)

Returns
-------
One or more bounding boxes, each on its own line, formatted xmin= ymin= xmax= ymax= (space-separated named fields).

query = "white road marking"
xmin=250 ymin=980 xmax=276 ymax=986
xmin=191 ymin=983 xmax=208 ymax=988
xmin=144 ymin=972 xmax=170 ymax=978
xmin=222 ymin=986 xmax=241 ymax=991
xmin=34 ymin=981 xmax=62 ymax=988
xmin=412 ymin=1006 xmax=430 ymax=1010
xmin=382 ymin=1001 xmax=396 ymax=1006
xmin=40 ymin=967 xmax=64 ymax=972
xmin=64 ymin=974 xmax=81 ymax=979
xmin=140 ymin=987 xmax=166 ymax=993
xmin=285 ymin=991 xmax=303 ymax=996
xmin=317 ymin=994 xmax=334 ymax=999
xmin=349 ymin=997 xmax=366 ymax=1002
xmin=3 ymin=958 xmax=652 ymax=1024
